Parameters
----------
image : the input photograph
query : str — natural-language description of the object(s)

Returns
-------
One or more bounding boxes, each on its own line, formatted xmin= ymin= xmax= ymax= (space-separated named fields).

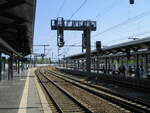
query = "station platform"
xmin=0 ymin=68 xmax=52 ymax=113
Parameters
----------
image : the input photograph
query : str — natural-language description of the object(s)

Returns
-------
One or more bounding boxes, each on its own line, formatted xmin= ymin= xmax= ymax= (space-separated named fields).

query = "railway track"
xmin=35 ymin=69 xmax=93 ymax=113
xmin=41 ymin=67 xmax=150 ymax=113
xmin=48 ymin=69 xmax=150 ymax=107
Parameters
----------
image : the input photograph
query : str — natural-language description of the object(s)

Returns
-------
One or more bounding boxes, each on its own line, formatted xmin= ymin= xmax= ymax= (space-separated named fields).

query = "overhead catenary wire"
xmin=69 ymin=0 xmax=88 ymax=19
xmin=58 ymin=0 xmax=88 ymax=53
xmin=92 ymin=0 xmax=121 ymax=21
xmin=56 ymin=0 xmax=67 ymax=17
xmin=93 ymin=9 xmax=150 ymax=38
xmin=131 ymin=30 xmax=150 ymax=37
xmin=104 ymin=15 xmax=150 ymax=42
xmin=67 ymin=0 xmax=118 ymax=47
xmin=103 ymin=17 xmax=150 ymax=42
xmin=104 ymin=30 xmax=150 ymax=45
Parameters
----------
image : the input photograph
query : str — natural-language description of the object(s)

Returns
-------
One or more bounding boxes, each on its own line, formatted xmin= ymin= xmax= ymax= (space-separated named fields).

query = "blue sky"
xmin=34 ymin=0 xmax=150 ymax=60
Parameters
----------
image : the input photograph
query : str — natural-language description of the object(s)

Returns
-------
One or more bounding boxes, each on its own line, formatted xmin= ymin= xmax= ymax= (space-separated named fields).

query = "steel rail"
xmin=36 ymin=69 xmax=93 ymax=113
xmin=45 ymin=69 xmax=150 ymax=113
xmin=35 ymin=70 xmax=63 ymax=113
xmin=49 ymin=70 xmax=150 ymax=108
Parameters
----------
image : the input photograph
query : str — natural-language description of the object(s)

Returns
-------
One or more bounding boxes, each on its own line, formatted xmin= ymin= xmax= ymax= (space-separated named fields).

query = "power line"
xmin=93 ymin=9 xmax=150 ymax=38
xmin=69 ymin=0 xmax=88 ymax=19
xmin=92 ymin=0 xmax=121 ymax=21
xmin=105 ymin=30 xmax=150 ymax=45
xmin=56 ymin=0 xmax=67 ymax=17
xmin=132 ymin=31 xmax=150 ymax=37
xmin=107 ymin=17 xmax=150 ymax=39
xmin=64 ymin=45 xmax=95 ymax=47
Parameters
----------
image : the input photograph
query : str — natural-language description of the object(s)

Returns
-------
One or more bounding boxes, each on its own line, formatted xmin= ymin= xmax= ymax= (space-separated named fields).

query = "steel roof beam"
xmin=0 ymin=37 xmax=22 ymax=57
xmin=0 ymin=0 xmax=36 ymax=56
xmin=0 ymin=0 xmax=26 ymax=11
xmin=0 ymin=24 xmax=26 ymax=31
xmin=0 ymin=12 xmax=27 ymax=24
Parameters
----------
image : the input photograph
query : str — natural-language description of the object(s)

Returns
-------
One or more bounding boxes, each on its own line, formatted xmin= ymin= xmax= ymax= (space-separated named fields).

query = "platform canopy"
xmin=101 ymin=37 xmax=150 ymax=54
xmin=0 ymin=0 xmax=36 ymax=56
xmin=64 ymin=37 xmax=150 ymax=59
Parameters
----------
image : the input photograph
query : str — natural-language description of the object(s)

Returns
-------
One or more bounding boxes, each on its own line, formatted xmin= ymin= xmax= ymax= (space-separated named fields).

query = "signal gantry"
xmin=51 ymin=17 xmax=96 ymax=73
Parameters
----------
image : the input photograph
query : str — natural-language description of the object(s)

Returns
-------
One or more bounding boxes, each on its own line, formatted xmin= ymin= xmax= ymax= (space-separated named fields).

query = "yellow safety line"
xmin=17 ymin=69 xmax=30 ymax=113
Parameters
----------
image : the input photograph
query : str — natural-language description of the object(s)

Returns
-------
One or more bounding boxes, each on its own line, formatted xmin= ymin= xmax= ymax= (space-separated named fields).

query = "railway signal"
xmin=129 ymin=0 xmax=134 ymax=4
xmin=96 ymin=41 xmax=101 ymax=51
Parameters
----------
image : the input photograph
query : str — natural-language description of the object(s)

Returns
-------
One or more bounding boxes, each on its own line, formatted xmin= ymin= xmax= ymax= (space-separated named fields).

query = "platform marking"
xmin=17 ymin=69 xmax=30 ymax=113
xmin=34 ymin=70 xmax=53 ymax=113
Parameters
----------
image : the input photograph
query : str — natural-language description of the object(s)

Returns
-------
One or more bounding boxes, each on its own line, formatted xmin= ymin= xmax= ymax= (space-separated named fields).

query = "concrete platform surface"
xmin=0 ymin=68 xmax=51 ymax=113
